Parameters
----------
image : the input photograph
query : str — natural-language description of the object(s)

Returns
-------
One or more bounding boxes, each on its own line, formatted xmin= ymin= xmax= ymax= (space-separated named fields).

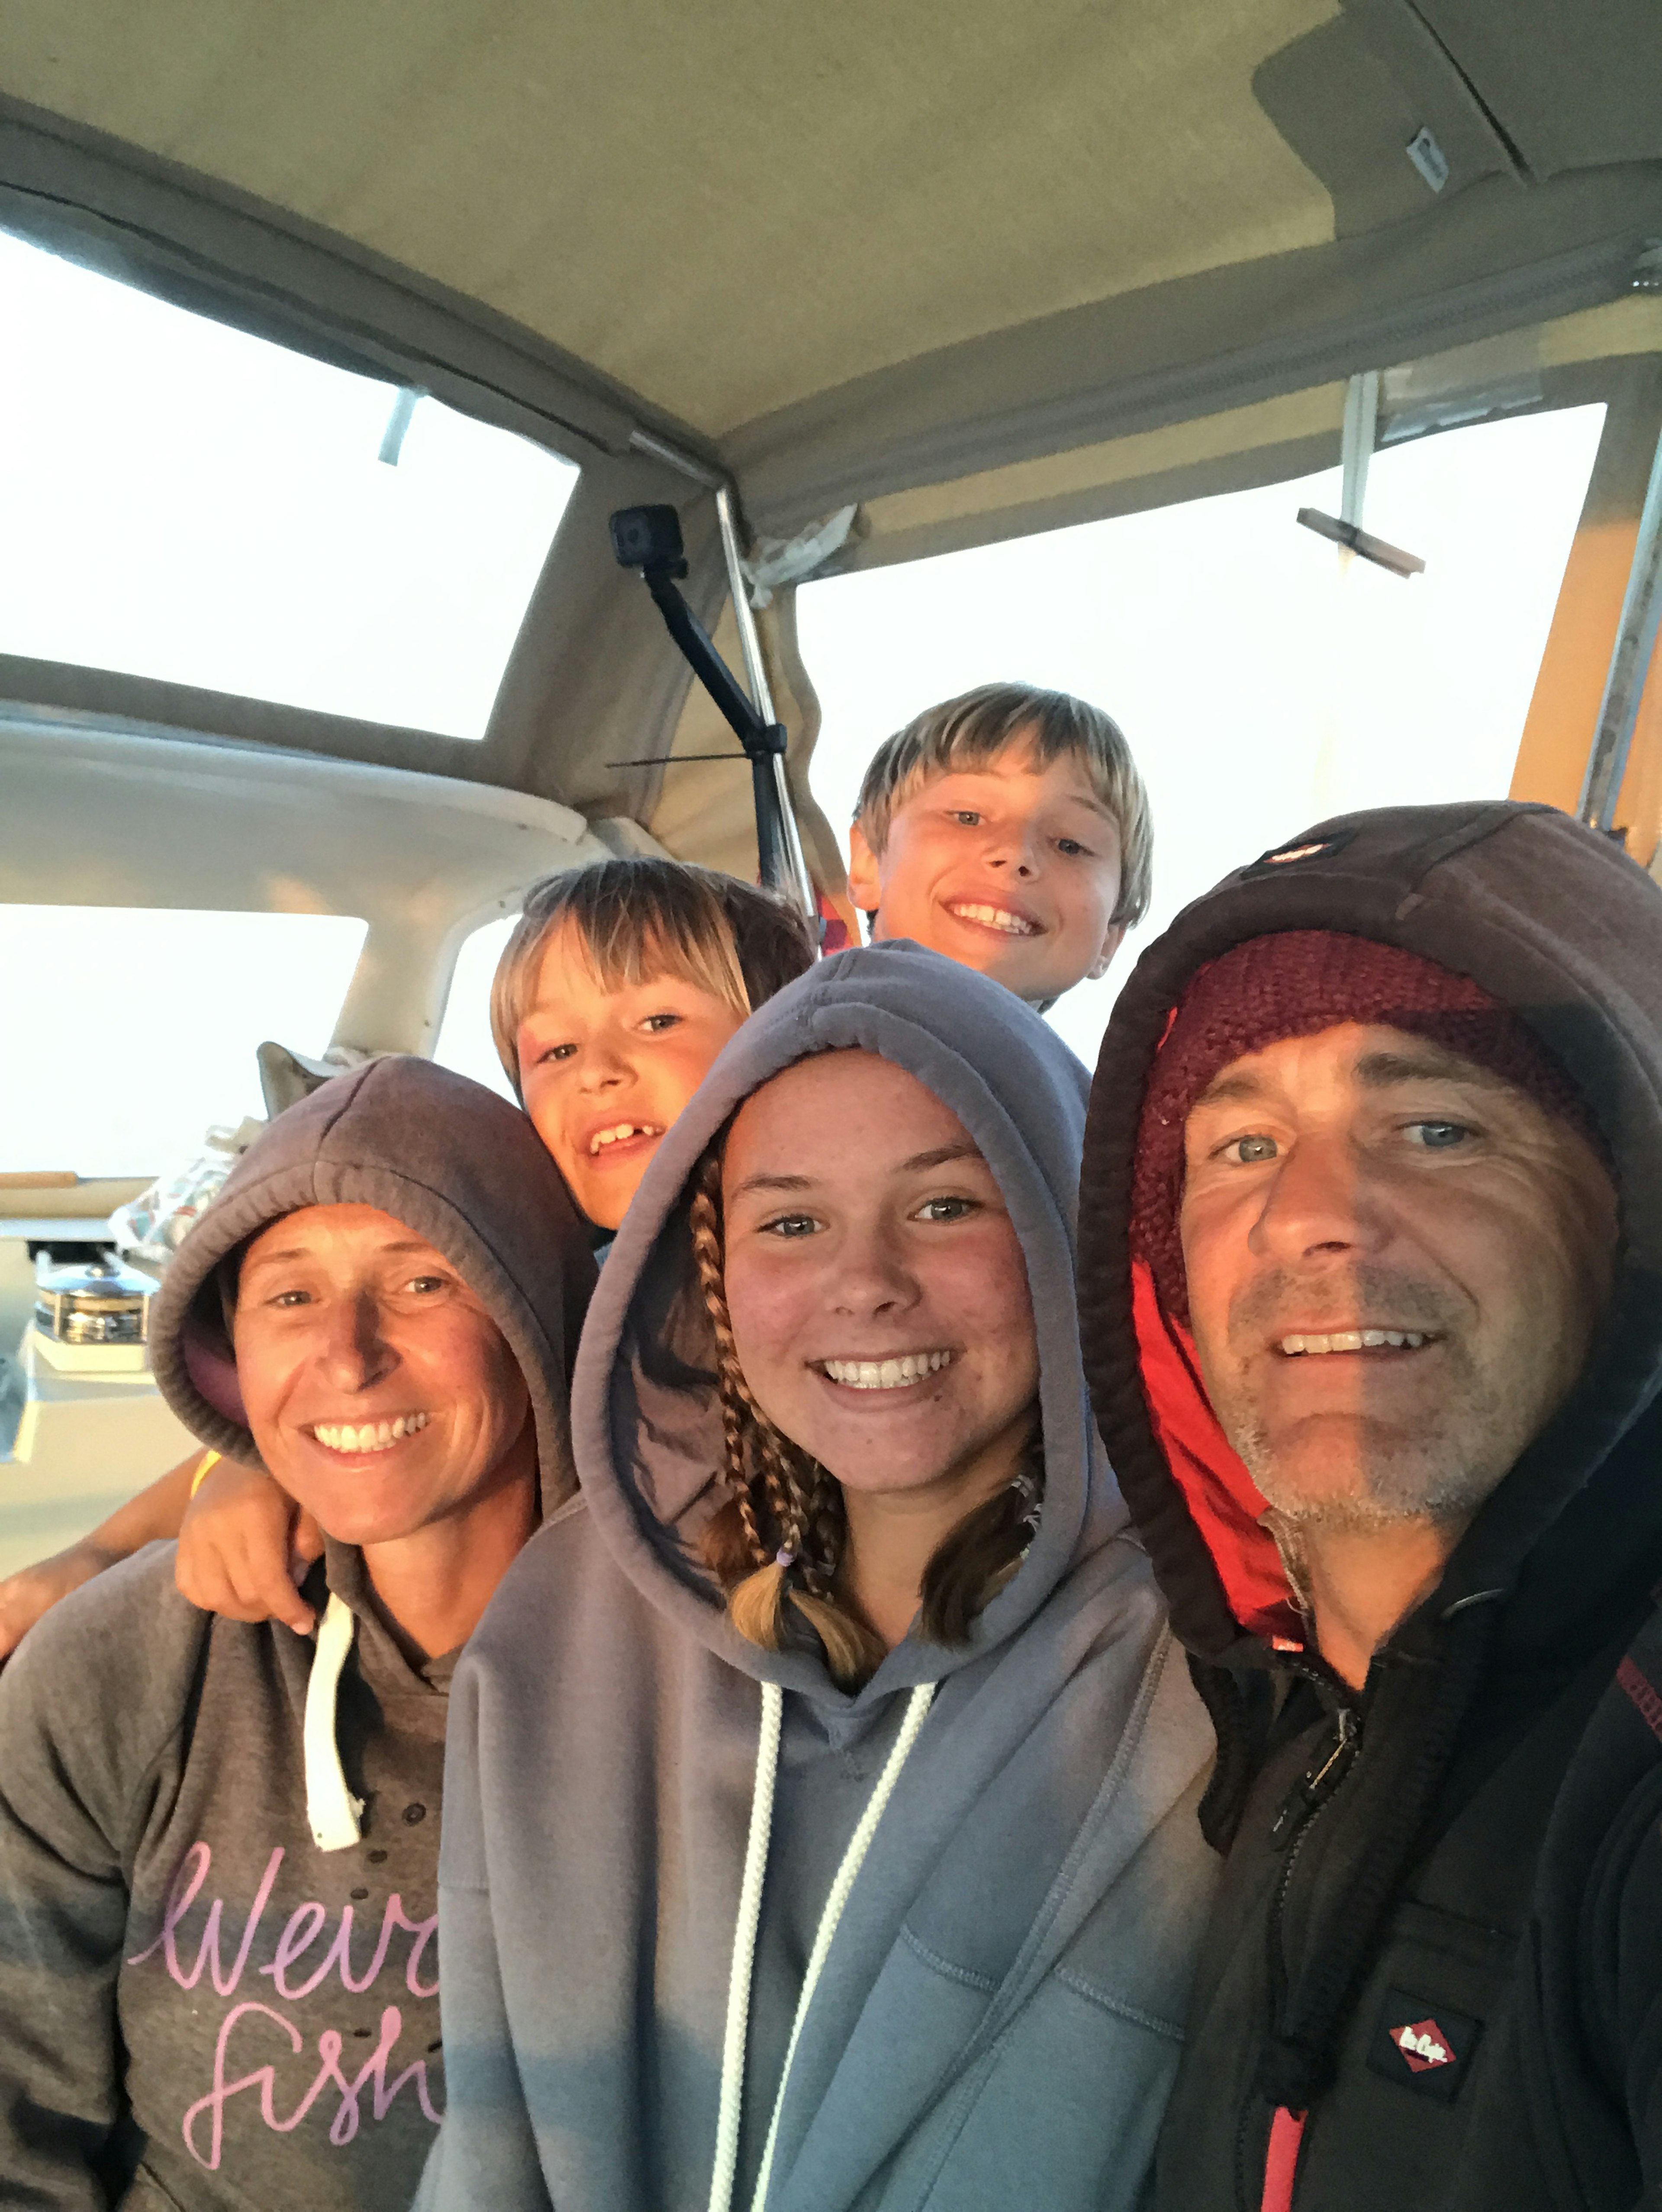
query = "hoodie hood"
xmin=152 ymin=1055 xmax=596 ymax=1520
xmin=571 ymin=936 xmax=1118 ymax=1699
xmin=420 ymin=940 xmax=1218 ymax=2212
xmin=1078 ymin=799 xmax=1662 ymax=1675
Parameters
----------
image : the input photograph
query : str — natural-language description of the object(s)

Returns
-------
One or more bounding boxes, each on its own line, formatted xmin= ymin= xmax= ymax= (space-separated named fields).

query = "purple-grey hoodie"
xmin=419 ymin=943 xmax=1219 ymax=2212
xmin=0 ymin=1056 xmax=593 ymax=2212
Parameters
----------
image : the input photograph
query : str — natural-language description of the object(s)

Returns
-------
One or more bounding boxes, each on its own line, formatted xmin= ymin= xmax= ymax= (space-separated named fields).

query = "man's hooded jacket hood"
xmin=419 ymin=942 xmax=1217 ymax=2212
xmin=1075 ymin=799 xmax=1662 ymax=2192
xmin=1079 ymin=800 xmax=1662 ymax=1685
xmin=152 ymin=1053 xmax=595 ymax=1520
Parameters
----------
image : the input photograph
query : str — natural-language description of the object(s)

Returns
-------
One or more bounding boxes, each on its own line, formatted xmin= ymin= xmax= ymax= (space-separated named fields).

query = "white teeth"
xmin=589 ymin=1123 xmax=664 ymax=1155
xmin=949 ymin=902 xmax=1039 ymax=937
xmin=1279 ymin=1332 xmax=1431 ymax=1356
xmin=821 ymin=1351 xmax=953 ymax=1390
xmin=312 ymin=1411 xmax=430 ymax=1452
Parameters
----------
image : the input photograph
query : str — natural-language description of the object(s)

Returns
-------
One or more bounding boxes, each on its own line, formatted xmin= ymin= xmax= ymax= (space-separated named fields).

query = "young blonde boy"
xmin=847 ymin=681 xmax=1151 ymax=1009
xmin=493 ymin=858 xmax=813 ymax=1232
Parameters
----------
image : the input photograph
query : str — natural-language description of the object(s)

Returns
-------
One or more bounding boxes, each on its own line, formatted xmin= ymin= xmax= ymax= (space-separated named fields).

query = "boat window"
xmin=0 ymin=907 xmax=368 ymax=1177
xmin=0 ymin=230 xmax=579 ymax=740
xmin=800 ymin=402 xmax=1607 ymax=1064
xmin=432 ymin=914 xmax=519 ymax=1100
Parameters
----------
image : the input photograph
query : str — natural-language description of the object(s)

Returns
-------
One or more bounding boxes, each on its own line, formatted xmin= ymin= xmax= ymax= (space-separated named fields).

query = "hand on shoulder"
xmin=176 ymin=1456 xmax=322 ymax=1635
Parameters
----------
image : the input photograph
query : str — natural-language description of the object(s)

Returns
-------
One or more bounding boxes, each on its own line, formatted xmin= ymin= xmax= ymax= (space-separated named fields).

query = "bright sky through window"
xmin=434 ymin=913 xmax=519 ymax=1100
xmin=0 ymin=231 xmax=579 ymax=739
xmin=799 ymin=404 xmax=1607 ymax=1067
xmin=0 ymin=908 xmax=369 ymax=1177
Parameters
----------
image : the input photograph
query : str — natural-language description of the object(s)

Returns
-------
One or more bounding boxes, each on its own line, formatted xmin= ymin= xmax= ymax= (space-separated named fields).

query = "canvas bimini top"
xmin=3 ymin=1 xmax=1659 ymax=520
xmin=0 ymin=0 xmax=1657 ymax=874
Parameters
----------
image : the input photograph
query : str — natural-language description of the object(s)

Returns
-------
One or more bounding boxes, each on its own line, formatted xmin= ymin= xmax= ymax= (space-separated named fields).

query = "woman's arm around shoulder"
xmin=0 ymin=1453 xmax=201 ymax=1658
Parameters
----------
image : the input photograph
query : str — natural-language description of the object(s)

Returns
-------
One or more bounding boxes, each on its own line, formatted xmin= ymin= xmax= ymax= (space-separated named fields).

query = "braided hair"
xmin=689 ymin=1143 xmax=1044 ymax=1687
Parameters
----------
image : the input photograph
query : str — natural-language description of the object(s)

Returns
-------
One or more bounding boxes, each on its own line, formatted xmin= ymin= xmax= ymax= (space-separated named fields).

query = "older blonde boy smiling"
xmin=847 ymin=681 xmax=1152 ymax=1008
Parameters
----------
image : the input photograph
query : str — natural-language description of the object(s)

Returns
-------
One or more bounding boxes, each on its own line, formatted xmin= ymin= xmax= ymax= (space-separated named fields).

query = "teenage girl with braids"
xmin=418 ymin=940 xmax=1216 ymax=2212
xmin=688 ymin=1131 xmax=1046 ymax=1684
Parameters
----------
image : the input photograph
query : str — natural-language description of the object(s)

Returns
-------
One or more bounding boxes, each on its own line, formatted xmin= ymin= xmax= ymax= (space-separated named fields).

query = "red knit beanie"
xmin=1131 ymin=930 xmax=1595 ymax=1325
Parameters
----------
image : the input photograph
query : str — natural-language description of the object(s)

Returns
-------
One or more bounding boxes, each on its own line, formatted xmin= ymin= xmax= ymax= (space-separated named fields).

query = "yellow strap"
xmin=190 ymin=1449 xmax=222 ymax=1497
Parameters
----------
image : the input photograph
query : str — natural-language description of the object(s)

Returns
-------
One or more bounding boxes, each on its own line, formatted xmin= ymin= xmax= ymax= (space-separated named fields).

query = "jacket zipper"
xmin=1253 ymin=1704 xmax=1360 ymax=2212
xmin=1269 ymin=1705 xmax=1358 ymax=1854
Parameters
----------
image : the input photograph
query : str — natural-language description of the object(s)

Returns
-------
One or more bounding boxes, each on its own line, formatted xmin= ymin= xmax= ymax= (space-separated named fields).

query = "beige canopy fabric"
xmin=847 ymin=293 xmax=1662 ymax=570
xmin=0 ymin=0 xmax=1658 ymax=874
xmin=0 ymin=0 xmax=1339 ymax=441
xmin=3 ymin=1 xmax=1660 ymax=512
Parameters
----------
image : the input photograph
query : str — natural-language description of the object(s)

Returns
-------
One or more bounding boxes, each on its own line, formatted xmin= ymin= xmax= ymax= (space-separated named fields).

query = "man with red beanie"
xmin=1079 ymin=800 xmax=1662 ymax=2212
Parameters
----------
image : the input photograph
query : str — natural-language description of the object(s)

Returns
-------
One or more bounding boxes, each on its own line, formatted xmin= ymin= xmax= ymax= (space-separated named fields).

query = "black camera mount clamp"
xmin=609 ymin=502 xmax=814 ymax=913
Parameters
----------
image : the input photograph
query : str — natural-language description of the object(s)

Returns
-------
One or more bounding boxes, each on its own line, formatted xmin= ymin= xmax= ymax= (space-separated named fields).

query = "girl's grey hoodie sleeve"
xmin=421 ymin=942 xmax=1220 ymax=2212
xmin=412 ymin=1655 xmax=550 ymax=2212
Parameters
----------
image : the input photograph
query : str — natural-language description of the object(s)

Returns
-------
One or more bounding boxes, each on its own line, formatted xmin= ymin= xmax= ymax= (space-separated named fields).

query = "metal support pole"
xmin=1340 ymin=370 xmax=1379 ymax=531
xmin=712 ymin=484 xmax=815 ymax=918
xmin=1579 ymin=419 xmax=1662 ymax=832
xmin=628 ymin=431 xmax=817 ymax=919
xmin=1296 ymin=371 xmax=1422 ymax=577
xmin=715 ymin=486 xmax=777 ymax=721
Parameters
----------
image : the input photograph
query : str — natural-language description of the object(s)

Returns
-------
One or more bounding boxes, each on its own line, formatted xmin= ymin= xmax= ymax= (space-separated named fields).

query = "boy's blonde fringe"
xmin=852 ymin=681 xmax=1152 ymax=926
xmin=488 ymin=856 xmax=817 ymax=1096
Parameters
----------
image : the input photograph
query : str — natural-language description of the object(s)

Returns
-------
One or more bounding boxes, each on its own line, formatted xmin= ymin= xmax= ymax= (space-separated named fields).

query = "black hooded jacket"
xmin=1077 ymin=802 xmax=1662 ymax=2212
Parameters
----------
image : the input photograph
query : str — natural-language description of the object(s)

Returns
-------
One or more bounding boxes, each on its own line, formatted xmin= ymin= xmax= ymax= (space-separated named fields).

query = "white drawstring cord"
xmin=303 ymin=1591 xmax=364 ymax=1851
xmin=743 ymin=1680 xmax=936 ymax=2212
xmin=708 ymin=1680 xmax=784 ymax=2212
xmin=706 ymin=1678 xmax=937 ymax=2212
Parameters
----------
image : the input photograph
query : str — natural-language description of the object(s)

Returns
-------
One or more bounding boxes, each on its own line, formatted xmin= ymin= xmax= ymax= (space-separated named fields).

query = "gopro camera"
xmin=609 ymin=503 xmax=686 ymax=576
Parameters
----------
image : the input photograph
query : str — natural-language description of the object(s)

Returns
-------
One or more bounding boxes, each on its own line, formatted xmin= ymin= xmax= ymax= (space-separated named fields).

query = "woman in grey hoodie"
xmin=422 ymin=941 xmax=1218 ymax=2212
xmin=0 ymin=1057 xmax=593 ymax=2211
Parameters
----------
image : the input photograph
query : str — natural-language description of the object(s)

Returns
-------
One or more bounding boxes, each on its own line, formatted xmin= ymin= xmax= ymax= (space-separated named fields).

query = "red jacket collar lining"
xmin=1132 ymin=1259 xmax=1304 ymax=1647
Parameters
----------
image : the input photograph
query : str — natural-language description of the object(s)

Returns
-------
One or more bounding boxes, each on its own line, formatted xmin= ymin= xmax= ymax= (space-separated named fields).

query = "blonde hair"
xmin=688 ymin=1144 xmax=1042 ymax=1687
xmin=853 ymin=682 xmax=1152 ymax=926
xmin=489 ymin=857 xmax=817 ymax=1097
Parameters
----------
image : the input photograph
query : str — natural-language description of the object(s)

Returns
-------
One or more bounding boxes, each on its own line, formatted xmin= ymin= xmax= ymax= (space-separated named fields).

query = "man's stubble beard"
xmin=1217 ymin=1262 xmax=1511 ymax=1535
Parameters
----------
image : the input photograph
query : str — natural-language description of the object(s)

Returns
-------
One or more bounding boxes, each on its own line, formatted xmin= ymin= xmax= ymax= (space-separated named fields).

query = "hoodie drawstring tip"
xmin=303 ymin=1592 xmax=365 ymax=1853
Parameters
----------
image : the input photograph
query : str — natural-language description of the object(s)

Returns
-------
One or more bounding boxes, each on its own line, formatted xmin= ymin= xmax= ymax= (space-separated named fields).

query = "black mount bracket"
xmin=609 ymin=502 xmax=799 ymax=896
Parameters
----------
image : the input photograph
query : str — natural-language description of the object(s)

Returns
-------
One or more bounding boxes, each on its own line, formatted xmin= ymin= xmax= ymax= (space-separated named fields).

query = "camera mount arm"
xmin=609 ymin=502 xmax=816 ymax=916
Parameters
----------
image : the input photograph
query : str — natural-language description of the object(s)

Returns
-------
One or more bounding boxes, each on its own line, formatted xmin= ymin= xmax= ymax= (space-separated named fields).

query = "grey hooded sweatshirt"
xmin=419 ymin=941 xmax=1218 ymax=2212
xmin=0 ymin=1056 xmax=593 ymax=2212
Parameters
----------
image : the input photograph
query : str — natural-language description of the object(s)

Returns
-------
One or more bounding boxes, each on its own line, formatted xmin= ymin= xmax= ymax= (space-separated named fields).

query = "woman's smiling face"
xmin=516 ymin=921 xmax=747 ymax=1230
xmin=232 ymin=1203 xmax=533 ymax=1548
xmin=719 ymin=1050 xmax=1040 ymax=1505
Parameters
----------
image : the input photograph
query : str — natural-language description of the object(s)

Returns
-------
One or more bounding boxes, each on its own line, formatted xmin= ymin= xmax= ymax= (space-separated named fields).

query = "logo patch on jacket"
xmin=1394 ymin=2018 xmax=1455 ymax=2072
xmin=1367 ymin=1989 xmax=1482 ymax=2103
